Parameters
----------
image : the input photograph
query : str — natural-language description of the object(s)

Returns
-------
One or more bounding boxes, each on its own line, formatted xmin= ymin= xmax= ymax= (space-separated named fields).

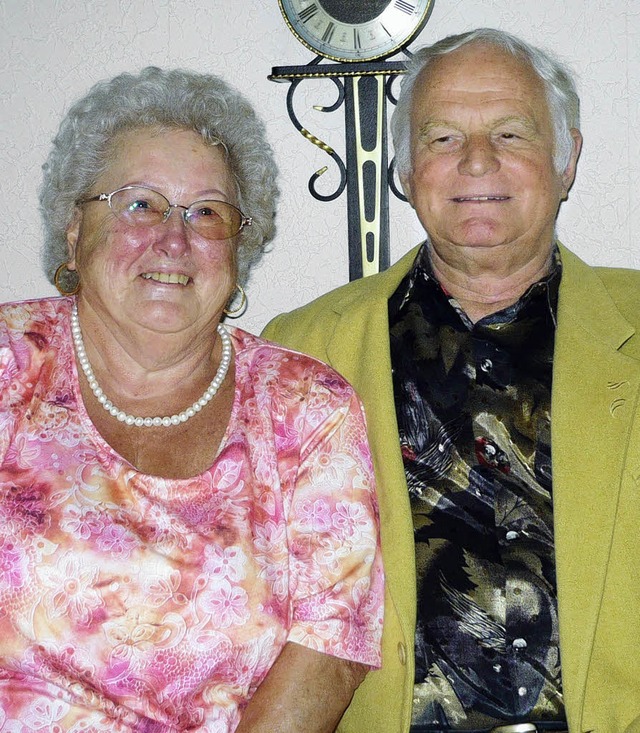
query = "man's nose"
xmin=457 ymin=135 xmax=500 ymax=176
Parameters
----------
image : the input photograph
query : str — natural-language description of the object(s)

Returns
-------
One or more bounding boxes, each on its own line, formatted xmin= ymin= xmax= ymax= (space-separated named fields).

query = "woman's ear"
xmin=66 ymin=208 xmax=82 ymax=270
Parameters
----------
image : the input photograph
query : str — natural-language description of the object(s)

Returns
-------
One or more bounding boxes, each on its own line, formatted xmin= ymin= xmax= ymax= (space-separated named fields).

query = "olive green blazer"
xmin=262 ymin=243 xmax=640 ymax=733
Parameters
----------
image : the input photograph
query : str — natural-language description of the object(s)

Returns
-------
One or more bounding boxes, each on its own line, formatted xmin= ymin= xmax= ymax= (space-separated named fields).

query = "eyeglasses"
xmin=78 ymin=185 xmax=252 ymax=240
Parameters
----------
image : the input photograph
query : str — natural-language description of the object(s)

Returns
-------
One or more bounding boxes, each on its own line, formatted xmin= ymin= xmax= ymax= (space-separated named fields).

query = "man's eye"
xmin=429 ymin=132 xmax=454 ymax=142
xmin=428 ymin=134 xmax=458 ymax=147
xmin=497 ymin=130 xmax=528 ymax=141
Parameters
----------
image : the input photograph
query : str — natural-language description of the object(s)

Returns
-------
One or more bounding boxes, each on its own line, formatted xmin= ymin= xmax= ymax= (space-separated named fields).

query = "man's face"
xmin=401 ymin=43 xmax=581 ymax=270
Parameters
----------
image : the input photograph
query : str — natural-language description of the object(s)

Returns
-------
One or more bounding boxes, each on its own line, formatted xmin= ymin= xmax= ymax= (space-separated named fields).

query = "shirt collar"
xmin=391 ymin=240 xmax=562 ymax=330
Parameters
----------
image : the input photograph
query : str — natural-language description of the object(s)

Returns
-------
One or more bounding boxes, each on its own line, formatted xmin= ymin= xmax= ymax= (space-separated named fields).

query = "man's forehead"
xmin=415 ymin=44 xmax=543 ymax=97
xmin=410 ymin=43 xmax=549 ymax=119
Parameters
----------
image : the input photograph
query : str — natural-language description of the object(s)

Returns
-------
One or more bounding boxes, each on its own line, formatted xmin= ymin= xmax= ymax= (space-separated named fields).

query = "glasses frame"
xmin=77 ymin=185 xmax=252 ymax=241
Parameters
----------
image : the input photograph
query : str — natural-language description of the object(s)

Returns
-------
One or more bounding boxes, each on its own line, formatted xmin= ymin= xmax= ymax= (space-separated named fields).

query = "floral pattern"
xmin=0 ymin=297 xmax=383 ymax=732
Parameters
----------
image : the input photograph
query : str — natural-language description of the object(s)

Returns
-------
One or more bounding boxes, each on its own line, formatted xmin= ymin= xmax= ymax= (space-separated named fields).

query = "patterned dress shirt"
xmin=388 ymin=244 xmax=567 ymax=731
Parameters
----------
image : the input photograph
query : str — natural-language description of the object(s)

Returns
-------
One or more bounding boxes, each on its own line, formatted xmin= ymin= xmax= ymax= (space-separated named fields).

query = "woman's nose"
xmin=152 ymin=206 xmax=191 ymax=256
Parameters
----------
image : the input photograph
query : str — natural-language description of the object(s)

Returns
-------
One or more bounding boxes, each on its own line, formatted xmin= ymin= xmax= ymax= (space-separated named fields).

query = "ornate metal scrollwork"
xmin=284 ymin=75 xmax=348 ymax=202
xmin=270 ymin=56 xmax=409 ymax=279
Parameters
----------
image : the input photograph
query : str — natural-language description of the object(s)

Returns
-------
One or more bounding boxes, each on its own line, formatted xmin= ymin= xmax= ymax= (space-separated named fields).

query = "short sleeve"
xmin=286 ymin=367 xmax=384 ymax=668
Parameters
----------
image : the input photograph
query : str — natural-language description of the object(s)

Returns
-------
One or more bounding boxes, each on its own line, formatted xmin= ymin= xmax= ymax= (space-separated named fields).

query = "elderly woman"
xmin=0 ymin=67 xmax=383 ymax=732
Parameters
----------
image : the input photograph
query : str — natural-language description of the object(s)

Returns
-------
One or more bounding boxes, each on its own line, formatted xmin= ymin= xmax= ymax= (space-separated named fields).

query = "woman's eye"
xmin=193 ymin=206 xmax=223 ymax=221
xmin=129 ymin=199 xmax=153 ymax=211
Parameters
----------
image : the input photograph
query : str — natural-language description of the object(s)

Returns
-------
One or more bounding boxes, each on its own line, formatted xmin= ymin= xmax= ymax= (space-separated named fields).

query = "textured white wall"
xmin=1 ymin=0 xmax=638 ymax=334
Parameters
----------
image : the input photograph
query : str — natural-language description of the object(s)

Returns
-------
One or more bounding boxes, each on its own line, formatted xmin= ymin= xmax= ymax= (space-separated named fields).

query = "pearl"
xmin=70 ymin=303 xmax=232 ymax=428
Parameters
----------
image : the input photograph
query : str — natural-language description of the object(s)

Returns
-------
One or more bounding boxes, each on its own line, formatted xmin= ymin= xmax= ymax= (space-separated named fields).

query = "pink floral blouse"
xmin=0 ymin=297 xmax=383 ymax=732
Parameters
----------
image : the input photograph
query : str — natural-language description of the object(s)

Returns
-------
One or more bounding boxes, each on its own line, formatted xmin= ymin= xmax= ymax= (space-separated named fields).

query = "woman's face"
xmin=67 ymin=127 xmax=239 ymax=339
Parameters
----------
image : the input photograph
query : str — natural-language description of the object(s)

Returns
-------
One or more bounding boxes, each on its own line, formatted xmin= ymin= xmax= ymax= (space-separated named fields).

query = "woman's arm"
xmin=236 ymin=641 xmax=368 ymax=733
xmin=236 ymin=352 xmax=383 ymax=732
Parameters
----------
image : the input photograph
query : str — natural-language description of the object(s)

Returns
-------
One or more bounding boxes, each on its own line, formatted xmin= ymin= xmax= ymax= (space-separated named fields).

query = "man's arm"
xmin=236 ymin=642 xmax=368 ymax=733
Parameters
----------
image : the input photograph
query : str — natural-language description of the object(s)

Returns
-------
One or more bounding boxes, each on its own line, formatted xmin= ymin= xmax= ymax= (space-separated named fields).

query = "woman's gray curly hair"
xmin=391 ymin=28 xmax=580 ymax=177
xmin=40 ymin=66 xmax=279 ymax=288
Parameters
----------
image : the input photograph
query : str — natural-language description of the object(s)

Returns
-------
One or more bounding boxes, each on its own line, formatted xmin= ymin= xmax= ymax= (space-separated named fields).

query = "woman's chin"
xmin=123 ymin=299 xmax=202 ymax=335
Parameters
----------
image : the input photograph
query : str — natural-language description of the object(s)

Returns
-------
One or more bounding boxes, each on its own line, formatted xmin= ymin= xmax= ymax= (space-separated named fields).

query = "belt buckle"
xmin=491 ymin=725 xmax=538 ymax=733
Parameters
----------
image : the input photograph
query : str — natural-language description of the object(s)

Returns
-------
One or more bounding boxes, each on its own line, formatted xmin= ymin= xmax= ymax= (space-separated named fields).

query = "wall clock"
xmin=278 ymin=0 xmax=434 ymax=63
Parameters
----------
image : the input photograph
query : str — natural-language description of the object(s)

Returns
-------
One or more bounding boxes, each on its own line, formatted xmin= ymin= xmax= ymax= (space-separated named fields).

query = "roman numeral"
xmin=394 ymin=0 xmax=415 ymax=14
xmin=299 ymin=3 xmax=319 ymax=23
xmin=353 ymin=28 xmax=361 ymax=49
xmin=322 ymin=21 xmax=335 ymax=43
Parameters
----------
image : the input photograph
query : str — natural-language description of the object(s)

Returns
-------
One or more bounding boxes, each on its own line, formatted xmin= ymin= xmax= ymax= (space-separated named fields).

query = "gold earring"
xmin=223 ymin=284 xmax=247 ymax=318
xmin=54 ymin=263 xmax=80 ymax=296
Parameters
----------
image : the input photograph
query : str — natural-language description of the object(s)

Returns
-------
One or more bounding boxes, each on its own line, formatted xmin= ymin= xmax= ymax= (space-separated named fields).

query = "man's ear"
xmin=560 ymin=128 xmax=583 ymax=199
xmin=66 ymin=208 xmax=82 ymax=270
xmin=399 ymin=172 xmax=414 ymax=208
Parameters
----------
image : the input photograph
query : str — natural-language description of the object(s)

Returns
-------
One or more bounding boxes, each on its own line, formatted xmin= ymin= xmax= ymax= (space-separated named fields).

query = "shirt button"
xmin=506 ymin=531 xmax=519 ymax=541
xmin=512 ymin=638 xmax=527 ymax=649
xmin=518 ymin=686 xmax=528 ymax=697
xmin=398 ymin=642 xmax=407 ymax=665
xmin=480 ymin=358 xmax=493 ymax=372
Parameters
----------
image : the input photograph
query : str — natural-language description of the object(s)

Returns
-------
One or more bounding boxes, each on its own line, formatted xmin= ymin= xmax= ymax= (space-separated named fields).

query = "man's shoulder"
xmin=593 ymin=264 xmax=640 ymax=285
xmin=263 ymin=245 xmax=421 ymax=343
xmin=565 ymin=246 xmax=640 ymax=305
xmin=560 ymin=243 xmax=640 ymax=287
xmin=559 ymin=244 xmax=640 ymax=332
xmin=593 ymin=265 xmax=640 ymax=322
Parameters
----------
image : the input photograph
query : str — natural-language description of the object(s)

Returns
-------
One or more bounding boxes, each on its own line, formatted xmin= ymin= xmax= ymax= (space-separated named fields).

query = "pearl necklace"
xmin=70 ymin=303 xmax=232 ymax=428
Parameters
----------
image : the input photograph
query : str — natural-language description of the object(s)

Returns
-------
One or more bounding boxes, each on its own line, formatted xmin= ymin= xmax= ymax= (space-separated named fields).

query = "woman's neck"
xmin=73 ymin=297 xmax=226 ymax=409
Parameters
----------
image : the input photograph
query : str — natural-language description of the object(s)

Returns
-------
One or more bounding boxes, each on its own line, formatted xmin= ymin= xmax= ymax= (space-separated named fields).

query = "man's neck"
xmin=427 ymin=242 xmax=555 ymax=323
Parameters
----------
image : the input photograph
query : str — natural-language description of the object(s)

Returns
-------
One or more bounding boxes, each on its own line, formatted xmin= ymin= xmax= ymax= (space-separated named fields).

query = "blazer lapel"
xmin=326 ymin=247 xmax=421 ymax=636
xmin=552 ymin=246 xmax=640 ymax=728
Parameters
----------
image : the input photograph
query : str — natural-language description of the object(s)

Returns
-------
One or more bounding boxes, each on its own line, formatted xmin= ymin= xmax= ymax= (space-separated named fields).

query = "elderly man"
xmin=264 ymin=28 xmax=640 ymax=733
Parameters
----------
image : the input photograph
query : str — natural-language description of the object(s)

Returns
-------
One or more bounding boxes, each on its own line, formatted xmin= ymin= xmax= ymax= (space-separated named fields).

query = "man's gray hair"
xmin=391 ymin=28 xmax=580 ymax=176
xmin=40 ymin=66 xmax=279 ymax=287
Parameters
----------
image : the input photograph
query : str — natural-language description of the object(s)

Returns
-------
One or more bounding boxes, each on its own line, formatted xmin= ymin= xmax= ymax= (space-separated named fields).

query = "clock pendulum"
xmin=271 ymin=0 xmax=434 ymax=280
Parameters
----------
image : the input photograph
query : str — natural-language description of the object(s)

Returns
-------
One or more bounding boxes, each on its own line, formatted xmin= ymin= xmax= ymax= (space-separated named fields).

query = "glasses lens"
xmin=186 ymin=201 xmax=243 ymax=240
xmin=110 ymin=187 xmax=168 ymax=225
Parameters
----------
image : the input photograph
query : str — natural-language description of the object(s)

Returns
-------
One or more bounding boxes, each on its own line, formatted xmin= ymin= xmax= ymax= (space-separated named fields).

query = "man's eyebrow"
xmin=416 ymin=120 xmax=461 ymax=135
xmin=417 ymin=115 xmax=541 ymax=136
xmin=493 ymin=114 xmax=539 ymax=128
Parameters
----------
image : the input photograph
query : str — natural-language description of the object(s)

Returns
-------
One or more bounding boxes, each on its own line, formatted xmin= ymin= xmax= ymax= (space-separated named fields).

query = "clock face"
xmin=278 ymin=0 xmax=434 ymax=62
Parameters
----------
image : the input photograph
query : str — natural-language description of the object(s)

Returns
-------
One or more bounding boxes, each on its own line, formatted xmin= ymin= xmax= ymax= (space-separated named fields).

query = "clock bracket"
xmin=269 ymin=57 xmax=410 ymax=280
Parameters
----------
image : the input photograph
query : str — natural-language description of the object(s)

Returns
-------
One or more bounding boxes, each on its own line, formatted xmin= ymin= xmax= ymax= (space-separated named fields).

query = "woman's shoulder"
xmin=0 ymin=297 xmax=72 ymax=388
xmin=0 ymin=297 xmax=74 ymax=417
xmin=0 ymin=296 xmax=72 ymax=334
xmin=227 ymin=325 xmax=356 ymax=396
